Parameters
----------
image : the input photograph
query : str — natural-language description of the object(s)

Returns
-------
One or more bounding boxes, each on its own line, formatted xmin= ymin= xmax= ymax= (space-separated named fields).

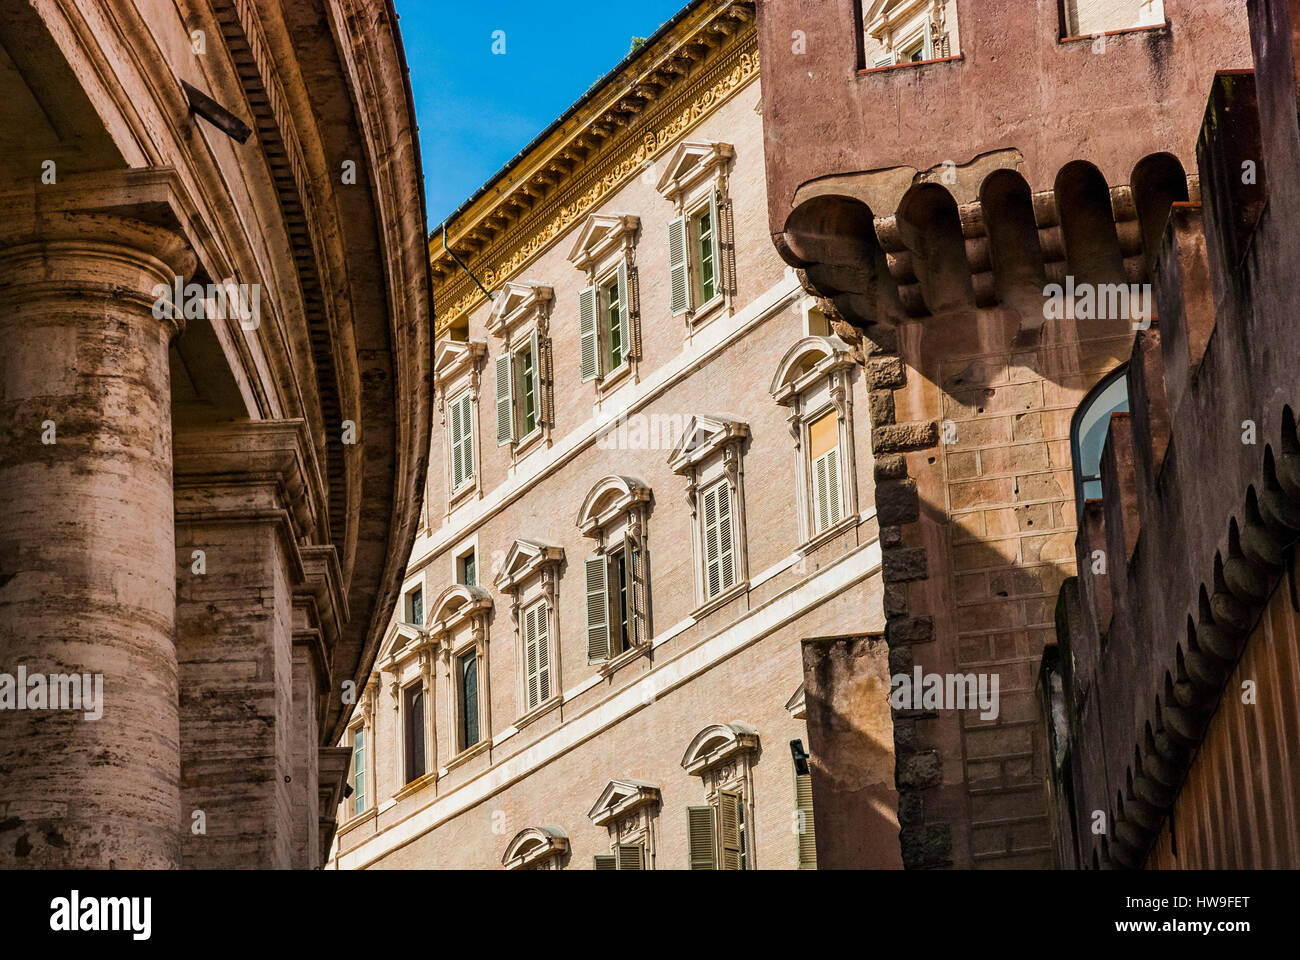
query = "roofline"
xmin=429 ymin=0 xmax=710 ymax=237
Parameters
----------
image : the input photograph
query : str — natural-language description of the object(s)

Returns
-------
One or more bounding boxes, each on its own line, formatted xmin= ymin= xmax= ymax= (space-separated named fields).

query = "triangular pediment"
xmin=666 ymin=414 xmax=749 ymax=474
xmin=486 ymin=281 xmax=553 ymax=336
xmin=566 ymin=213 xmax=640 ymax=269
xmin=494 ymin=539 xmax=564 ymax=591
xmin=433 ymin=339 xmax=486 ymax=388
xmin=655 ymin=140 xmax=734 ymax=199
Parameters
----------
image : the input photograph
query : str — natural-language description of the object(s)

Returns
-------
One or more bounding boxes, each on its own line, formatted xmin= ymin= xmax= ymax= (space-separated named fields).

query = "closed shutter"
xmin=593 ymin=854 xmax=617 ymax=871
xmin=495 ymin=353 xmax=514 ymax=445
xmin=668 ymin=215 xmax=690 ymax=316
xmin=456 ymin=394 xmax=474 ymax=487
xmin=719 ymin=793 xmax=743 ymax=870
xmin=524 ymin=604 xmax=540 ymax=711
xmin=585 ymin=555 xmax=610 ymax=663
xmin=616 ymin=843 xmax=644 ymax=871
xmin=529 ymin=328 xmax=543 ymax=428
xmin=579 ymin=285 xmax=599 ymax=381
xmin=826 ymin=447 xmax=842 ymax=526
xmin=687 ymin=806 xmax=717 ymax=870
xmin=872 ymin=53 xmax=895 ymax=68
xmin=796 ymin=771 xmax=818 ymax=869
xmin=449 ymin=396 xmax=465 ymax=489
xmin=536 ymin=601 xmax=550 ymax=703
xmin=703 ymin=481 xmax=736 ymax=599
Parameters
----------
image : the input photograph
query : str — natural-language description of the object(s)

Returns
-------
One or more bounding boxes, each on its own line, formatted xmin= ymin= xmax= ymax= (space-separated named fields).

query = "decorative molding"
xmin=680 ymin=722 xmax=760 ymax=776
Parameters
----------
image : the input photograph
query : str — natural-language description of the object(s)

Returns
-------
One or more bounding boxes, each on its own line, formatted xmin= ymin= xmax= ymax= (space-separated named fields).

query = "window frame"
xmin=455 ymin=648 xmax=481 ymax=754
xmin=681 ymin=723 xmax=759 ymax=870
xmin=401 ymin=679 xmax=428 ymax=785
xmin=349 ymin=722 xmax=366 ymax=818
xmin=657 ymin=141 xmax=735 ymax=334
xmin=433 ymin=340 xmax=487 ymax=515
xmin=1070 ymin=364 xmax=1131 ymax=517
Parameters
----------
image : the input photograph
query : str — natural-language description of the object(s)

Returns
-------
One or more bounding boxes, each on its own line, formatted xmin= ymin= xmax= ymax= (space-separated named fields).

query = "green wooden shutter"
xmin=921 ymin=17 xmax=934 ymax=60
xmin=495 ymin=353 xmax=514 ymax=445
xmin=579 ymin=285 xmax=599 ymax=381
xmin=585 ymin=555 xmax=610 ymax=663
xmin=707 ymin=187 xmax=722 ymax=300
xmin=796 ymin=771 xmax=818 ymax=869
xmin=536 ymin=600 xmax=550 ymax=703
xmin=449 ymin=396 xmax=465 ymax=489
xmin=668 ymin=215 xmax=690 ymax=316
xmin=616 ymin=843 xmax=644 ymax=871
xmin=703 ymin=483 xmax=721 ymax=599
xmin=616 ymin=261 xmax=631 ymax=359
xmin=524 ymin=604 xmax=539 ymax=710
xmin=719 ymin=793 xmax=743 ymax=870
xmin=627 ymin=540 xmax=646 ymax=646
xmin=688 ymin=806 xmax=717 ymax=869
xmin=593 ymin=854 xmax=617 ymax=870
xmin=716 ymin=482 xmax=735 ymax=592
xmin=457 ymin=394 xmax=474 ymax=486
xmin=529 ymin=328 xmax=543 ymax=428
xmin=826 ymin=447 xmax=842 ymax=526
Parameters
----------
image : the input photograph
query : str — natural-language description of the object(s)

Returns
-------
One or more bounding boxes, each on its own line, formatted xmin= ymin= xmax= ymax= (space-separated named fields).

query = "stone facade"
xmin=753 ymin=0 xmax=1253 ymax=867
xmin=0 ymin=1 xmax=430 ymax=868
xmin=331 ymin=0 xmax=899 ymax=871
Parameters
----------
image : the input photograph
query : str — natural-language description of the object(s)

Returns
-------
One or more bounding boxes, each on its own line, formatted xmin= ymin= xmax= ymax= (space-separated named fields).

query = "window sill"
xmin=1059 ymin=23 xmax=1167 ymax=44
xmin=798 ymin=514 xmax=859 ymax=556
xmin=688 ymin=293 xmax=727 ymax=328
xmin=515 ymin=695 xmax=561 ymax=729
xmin=336 ymin=807 xmax=376 ymax=836
xmin=597 ymin=642 xmax=649 ymax=678
xmin=858 ymin=54 xmax=963 ymax=76
xmin=447 ymin=481 xmax=479 ymax=513
xmin=512 ymin=427 xmax=545 ymax=462
xmin=393 ymin=771 xmax=436 ymax=801
xmin=597 ymin=362 xmax=633 ymax=397
xmin=440 ymin=737 xmax=492 ymax=775
xmin=691 ymin=580 xmax=749 ymax=621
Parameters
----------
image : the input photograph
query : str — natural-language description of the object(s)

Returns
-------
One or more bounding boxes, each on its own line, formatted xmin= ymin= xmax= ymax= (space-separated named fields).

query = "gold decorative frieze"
xmin=434 ymin=29 xmax=759 ymax=337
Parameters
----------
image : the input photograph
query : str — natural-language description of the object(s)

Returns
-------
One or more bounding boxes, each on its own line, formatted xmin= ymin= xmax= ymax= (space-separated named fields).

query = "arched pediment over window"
xmin=501 ymin=825 xmax=569 ymax=870
xmin=576 ymin=475 xmax=652 ymax=538
xmin=769 ymin=335 xmax=855 ymax=404
xmin=680 ymin=722 xmax=760 ymax=775
xmin=427 ymin=583 xmax=492 ymax=637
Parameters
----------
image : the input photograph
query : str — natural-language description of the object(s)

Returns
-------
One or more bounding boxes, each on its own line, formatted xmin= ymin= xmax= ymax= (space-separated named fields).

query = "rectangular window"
xmin=518 ymin=343 xmax=537 ymax=436
xmin=693 ymin=205 xmax=716 ymax=304
xmin=701 ymin=479 xmax=736 ymax=600
xmin=523 ymin=599 xmax=551 ymax=711
xmin=587 ymin=539 xmax=646 ymax=663
xmin=458 ymin=550 xmax=477 ymax=587
xmin=458 ymin=651 xmax=480 ymax=751
xmin=809 ymin=411 xmax=843 ymax=534
xmin=449 ymin=391 xmax=474 ymax=491
xmin=407 ymin=586 xmax=424 ymax=627
xmin=612 ymin=545 xmax=632 ymax=655
xmin=351 ymin=727 xmax=365 ymax=816
xmin=1062 ymin=0 xmax=1164 ymax=38
xmin=403 ymin=683 xmax=425 ymax=783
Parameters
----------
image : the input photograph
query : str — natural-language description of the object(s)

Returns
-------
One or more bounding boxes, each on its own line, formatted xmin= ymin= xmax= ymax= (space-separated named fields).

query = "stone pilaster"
xmin=0 ymin=187 xmax=195 ymax=868
xmin=173 ymin=419 xmax=326 ymax=869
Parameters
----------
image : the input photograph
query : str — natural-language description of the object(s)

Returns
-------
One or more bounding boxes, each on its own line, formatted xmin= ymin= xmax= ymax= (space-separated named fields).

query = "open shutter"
xmin=668 ymin=215 xmax=690 ymax=316
xmin=688 ymin=806 xmax=717 ymax=869
xmin=627 ymin=539 xmax=646 ymax=645
xmin=796 ymin=771 xmax=818 ymax=869
xmin=524 ymin=605 xmax=539 ymax=710
xmin=585 ymin=555 xmax=610 ymax=663
xmin=616 ymin=260 xmax=631 ymax=358
xmin=529 ymin=328 xmax=543 ymax=427
xmin=719 ymin=793 xmax=742 ymax=870
xmin=708 ymin=187 xmax=723 ymax=298
xmin=495 ymin=353 xmax=514 ymax=445
xmin=579 ymin=285 xmax=599 ymax=381
xmin=616 ymin=843 xmax=644 ymax=871
xmin=536 ymin=601 xmax=550 ymax=702
xmin=593 ymin=854 xmax=617 ymax=871
xmin=717 ymin=483 xmax=735 ymax=592
xmin=921 ymin=17 xmax=934 ymax=60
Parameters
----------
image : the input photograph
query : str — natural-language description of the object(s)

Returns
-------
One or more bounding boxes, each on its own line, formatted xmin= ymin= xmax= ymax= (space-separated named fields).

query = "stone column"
xmin=0 ymin=203 xmax=194 ymax=868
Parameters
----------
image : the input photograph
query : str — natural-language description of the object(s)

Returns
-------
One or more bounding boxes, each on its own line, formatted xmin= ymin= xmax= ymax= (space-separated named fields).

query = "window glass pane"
xmin=409 ymin=587 xmax=423 ymax=626
xmin=460 ymin=652 xmax=479 ymax=749
xmin=809 ymin=411 xmax=838 ymax=459
xmin=460 ymin=552 xmax=476 ymax=587
xmin=696 ymin=207 xmax=715 ymax=302
xmin=403 ymin=685 xmax=425 ymax=782
xmin=519 ymin=346 xmax=536 ymax=434
xmin=1073 ymin=373 xmax=1130 ymax=502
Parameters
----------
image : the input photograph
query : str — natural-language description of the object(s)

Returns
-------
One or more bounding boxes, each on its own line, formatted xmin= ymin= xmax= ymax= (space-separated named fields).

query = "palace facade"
xmin=331 ymin=0 xmax=897 ymax=871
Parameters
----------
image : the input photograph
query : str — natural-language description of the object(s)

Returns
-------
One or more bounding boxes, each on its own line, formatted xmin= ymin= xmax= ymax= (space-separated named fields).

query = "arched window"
xmin=1071 ymin=365 xmax=1130 ymax=512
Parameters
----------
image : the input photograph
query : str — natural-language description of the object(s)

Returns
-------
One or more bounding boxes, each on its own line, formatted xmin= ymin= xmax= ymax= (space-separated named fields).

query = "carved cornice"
xmin=433 ymin=15 xmax=760 ymax=337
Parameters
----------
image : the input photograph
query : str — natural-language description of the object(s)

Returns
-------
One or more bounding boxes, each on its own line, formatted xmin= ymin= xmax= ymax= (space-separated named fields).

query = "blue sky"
xmin=395 ymin=0 xmax=690 ymax=230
